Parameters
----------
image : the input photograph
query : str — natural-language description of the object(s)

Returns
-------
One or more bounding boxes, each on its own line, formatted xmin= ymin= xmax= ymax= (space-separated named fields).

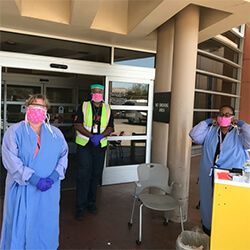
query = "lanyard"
xmin=92 ymin=102 xmax=102 ymax=124
xmin=214 ymin=129 xmax=225 ymax=165
xmin=218 ymin=127 xmax=232 ymax=150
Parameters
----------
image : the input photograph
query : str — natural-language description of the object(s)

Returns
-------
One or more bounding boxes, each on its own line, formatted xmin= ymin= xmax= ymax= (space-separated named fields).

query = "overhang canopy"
xmin=0 ymin=0 xmax=249 ymax=51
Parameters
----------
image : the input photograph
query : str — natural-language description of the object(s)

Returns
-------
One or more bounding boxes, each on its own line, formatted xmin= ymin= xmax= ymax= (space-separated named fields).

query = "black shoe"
xmin=87 ymin=204 xmax=98 ymax=214
xmin=75 ymin=210 xmax=84 ymax=221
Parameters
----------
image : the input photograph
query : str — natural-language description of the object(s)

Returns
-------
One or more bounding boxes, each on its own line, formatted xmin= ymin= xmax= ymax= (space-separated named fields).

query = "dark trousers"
xmin=76 ymin=145 xmax=106 ymax=210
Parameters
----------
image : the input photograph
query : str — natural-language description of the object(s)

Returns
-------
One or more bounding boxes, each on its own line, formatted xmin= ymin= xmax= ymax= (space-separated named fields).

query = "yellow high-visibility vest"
xmin=75 ymin=101 xmax=111 ymax=147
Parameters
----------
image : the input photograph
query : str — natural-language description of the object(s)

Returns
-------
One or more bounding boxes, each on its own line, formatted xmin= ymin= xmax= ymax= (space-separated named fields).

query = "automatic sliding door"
xmin=1 ymin=69 xmax=105 ymax=191
xmin=0 ymin=56 xmax=154 ymax=188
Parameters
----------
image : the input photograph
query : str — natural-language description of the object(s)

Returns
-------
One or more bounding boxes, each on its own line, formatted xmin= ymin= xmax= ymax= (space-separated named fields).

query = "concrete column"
xmin=168 ymin=5 xmax=199 ymax=222
xmin=151 ymin=18 xmax=175 ymax=165
xmin=239 ymin=25 xmax=250 ymax=123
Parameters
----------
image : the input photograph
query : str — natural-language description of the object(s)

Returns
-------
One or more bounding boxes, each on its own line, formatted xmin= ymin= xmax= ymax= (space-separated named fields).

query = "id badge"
xmin=93 ymin=124 xmax=98 ymax=133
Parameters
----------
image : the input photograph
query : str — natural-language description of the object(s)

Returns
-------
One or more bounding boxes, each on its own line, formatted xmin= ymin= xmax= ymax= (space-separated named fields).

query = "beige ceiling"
xmin=0 ymin=0 xmax=250 ymax=52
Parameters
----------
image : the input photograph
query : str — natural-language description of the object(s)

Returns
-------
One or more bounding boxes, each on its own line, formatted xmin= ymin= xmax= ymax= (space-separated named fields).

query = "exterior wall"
xmin=239 ymin=25 xmax=250 ymax=123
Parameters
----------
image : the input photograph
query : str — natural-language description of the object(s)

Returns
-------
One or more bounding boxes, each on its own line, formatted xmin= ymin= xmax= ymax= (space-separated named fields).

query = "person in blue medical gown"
xmin=189 ymin=105 xmax=250 ymax=236
xmin=0 ymin=94 xmax=68 ymax=250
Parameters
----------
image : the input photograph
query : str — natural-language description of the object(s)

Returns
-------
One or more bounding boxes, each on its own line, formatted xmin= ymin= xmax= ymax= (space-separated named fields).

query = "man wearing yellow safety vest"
xmin=73 ymin=84 xmax=114 ymax=221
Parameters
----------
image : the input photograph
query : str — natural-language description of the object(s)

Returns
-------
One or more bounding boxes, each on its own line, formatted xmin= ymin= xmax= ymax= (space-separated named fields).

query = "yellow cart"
xmin=210 ymin=169 xmax=250 ymax=250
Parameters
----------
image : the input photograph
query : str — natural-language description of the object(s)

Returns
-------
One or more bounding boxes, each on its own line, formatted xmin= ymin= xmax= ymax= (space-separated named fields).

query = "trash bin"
xmin=176 ymin=231 xmax=210 ymax=250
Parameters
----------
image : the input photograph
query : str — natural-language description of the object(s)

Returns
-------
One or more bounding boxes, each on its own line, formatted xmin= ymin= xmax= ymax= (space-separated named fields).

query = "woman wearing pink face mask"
xmin=0 ymin=94 xmax=68 ymax=250
xmin=189 ymin=105 xmax=250 ymax=236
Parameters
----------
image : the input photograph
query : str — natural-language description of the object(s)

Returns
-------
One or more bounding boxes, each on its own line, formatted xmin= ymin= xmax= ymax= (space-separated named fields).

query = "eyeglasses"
xmin=218 ymin=113 xmax=234 ymax=118
xmin=28 ymin=103 xmax=47 ymax=110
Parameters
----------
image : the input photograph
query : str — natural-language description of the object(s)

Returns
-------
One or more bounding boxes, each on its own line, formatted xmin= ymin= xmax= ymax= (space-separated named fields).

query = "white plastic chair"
xmin=128 ymin=163 xmax=184 ymax=245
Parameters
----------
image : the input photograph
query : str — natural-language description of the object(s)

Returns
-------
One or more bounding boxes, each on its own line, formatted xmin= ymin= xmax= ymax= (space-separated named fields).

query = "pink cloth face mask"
xmin=217 ymin=116 xmax=232 ymax=127
xmin=27 ymin=107 xmax=46 ymax=124
xmin=92 ymin=93 xmax=103 ymax=102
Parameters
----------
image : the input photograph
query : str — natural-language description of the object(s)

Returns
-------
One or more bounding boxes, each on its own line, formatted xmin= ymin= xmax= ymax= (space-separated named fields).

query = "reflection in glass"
xmin=221 ymin=31 xmax=240 ymax=49
xmin=195 ymin=74 xmax=237 ymax=95
xmin=6 ymin=104 xmax=25 ymax=123
xmin=114 ymin=48 xmax=155 ymax=68
xmin=111 ymin=110 xmax=147 ymax=136
xmin=49 ymin=106 xmax=75 ymax=124
xmin=194 ymin=92 xmax=236 ymax=109
xmin=46 ymin=87 xmax=76 ymax=103
xmin=1 ymin=31 xmax=111 ymax=63
xmin=57 ymin=126 xmax=75 ymax=143
xmin=6 ymin=85 xmax=41 ymax=101
xmin=197 ymin=55 xmax=238 ymax=79
xmin=78 ymin=78 xmax=105 ymax=104
xmin=106 ymin=140 xmax=146 ymax=167
xmin=109 ymin=81 xmax=148 ymax=105
xmin=198 ymin=39 xmax=239 ymax=63
xmin=78 ymin=89 xmax=91 ymax=104
xmin=193 ymin=111 xmax=216 ymax=126
xmin=125 ymin=110 xmax=147 ymax=125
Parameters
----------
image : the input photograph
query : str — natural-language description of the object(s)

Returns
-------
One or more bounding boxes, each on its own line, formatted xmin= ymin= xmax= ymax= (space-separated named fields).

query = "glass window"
xmin=78 ymin=89 xmax=91 ymax=104
xmin=46 ymin=87 xmax=76 ymax=104
xmin=114 ymin=48 xmax=155 ymax=68
xmin=197 ymin=55 xmax=238 ymax=79
xmin=193 ymin=111 xmax=214 ymax=126
xmin=109 ymin=81 xmax=148 ymax=105
xmin=193 ymin=27 xmax=243 ymax=138
xmin=6 ymin=104 xmax=25 ymax=123
xmin=124 ymin=110 xmax=147 ymax=126
xmin=58 ymin=126 xmax=76 ymax=143
xmin=111 ymin=110 xmax=147 ymax=136
xmin=195 ymin=74 xmax=237 ymax=95
xmin=198 ymin=39 xmax=239 ymax=63
xmin=0 ymin=31 xmax=111 ymax=63
xmin=221 ymin=31 xmax=240 ymax=49
xmin=77 ymin=77 xmax=105 ymax=104
xmin=6 ymin=85 xmax=41 ymax=102
xmin=194 ymin=92 xmax=236 ymax=109
xmin=106 ymin=140 xmax=146 ymax=167
xmin=49 ymin=106 xmax=75 ymax=124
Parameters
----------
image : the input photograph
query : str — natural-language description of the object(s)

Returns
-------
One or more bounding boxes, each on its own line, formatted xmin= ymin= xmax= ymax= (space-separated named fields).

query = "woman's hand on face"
xmin=232 ymin=119 xmax=238 ymax=126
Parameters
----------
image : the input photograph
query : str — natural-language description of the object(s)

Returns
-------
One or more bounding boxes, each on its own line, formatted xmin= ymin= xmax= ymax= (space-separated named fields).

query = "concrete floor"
xmin=0 ymin=156 xmax=203 ymax=249
xmin=58 ymin=156 xmax=203 ymax=249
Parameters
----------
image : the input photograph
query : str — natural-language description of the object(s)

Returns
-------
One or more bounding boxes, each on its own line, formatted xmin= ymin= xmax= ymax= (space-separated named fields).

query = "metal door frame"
xmin=102 ymin=76 xmax=154 ymax=185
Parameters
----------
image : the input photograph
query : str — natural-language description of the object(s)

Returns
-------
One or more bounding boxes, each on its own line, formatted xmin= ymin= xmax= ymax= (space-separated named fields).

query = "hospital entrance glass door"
xmin=0 ymin=67 xmax=154 ymax=192
xmin=0 ymin=69 xmax=104 ymax=193
xmin=102 ymin=77 xmax=153 ymax=185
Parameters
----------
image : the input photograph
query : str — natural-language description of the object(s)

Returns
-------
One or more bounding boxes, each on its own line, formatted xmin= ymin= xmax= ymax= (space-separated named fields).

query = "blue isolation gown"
xmin=189 ymin=121 xmax=250 ymax=231
xmin=0 ymin=121 xmax=68 ymax=250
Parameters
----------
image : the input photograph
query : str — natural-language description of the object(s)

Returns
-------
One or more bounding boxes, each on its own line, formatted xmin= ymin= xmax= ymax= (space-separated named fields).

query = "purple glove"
xmin=90 ymin=134 xmax=104 ymax=146
xmin=36 ymin=178 xmax=54 ymax=192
